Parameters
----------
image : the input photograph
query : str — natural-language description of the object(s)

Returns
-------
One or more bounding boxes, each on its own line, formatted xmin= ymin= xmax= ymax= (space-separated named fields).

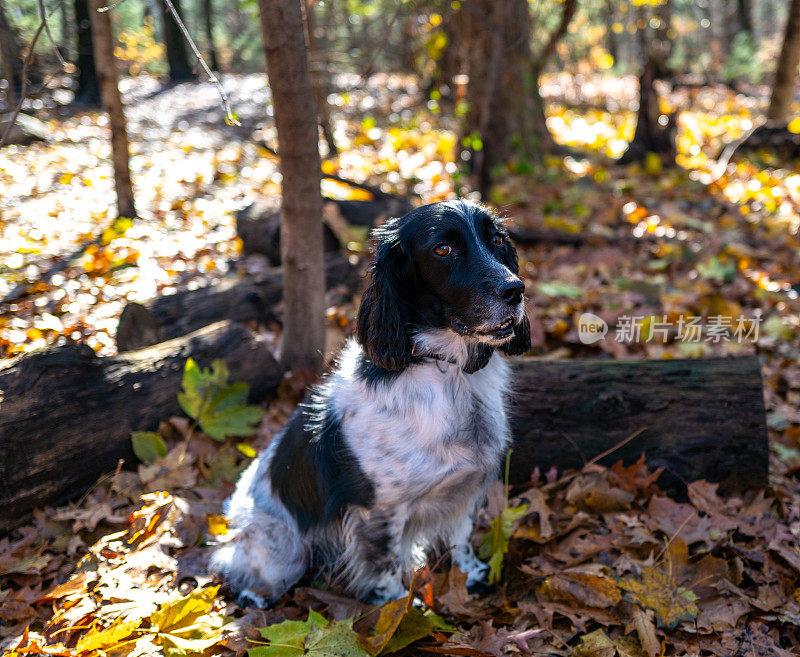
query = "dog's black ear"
xmin=356 ymin=235 xmax=413 ymax=371
xmin=501 ymin=311 xmax=531 ymax=356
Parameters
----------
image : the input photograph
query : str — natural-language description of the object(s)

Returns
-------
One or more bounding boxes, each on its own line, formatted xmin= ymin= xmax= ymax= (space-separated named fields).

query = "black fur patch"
xmin=269 ymin=404 xmax=375 ymax=532
xmin=356 ymin=356 xmax=402 ymax=388
xmin=357 ymin=514 xmax=393 ymax=572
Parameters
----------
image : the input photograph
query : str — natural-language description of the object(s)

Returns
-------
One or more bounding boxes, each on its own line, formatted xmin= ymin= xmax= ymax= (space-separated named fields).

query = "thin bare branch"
xmin=159 ymin=0 xmax=240 ymax=126
xmin=533 ymin=0 xmax=577 ymax=70
xmin=0 ymin=20 xmax=45 ymax=148
xmin=38 ymin=0 xmax=67 ymax=67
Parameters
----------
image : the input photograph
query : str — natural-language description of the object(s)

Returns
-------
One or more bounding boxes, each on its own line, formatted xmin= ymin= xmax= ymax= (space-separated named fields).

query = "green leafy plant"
xmin=131 ymin=431 xmax=168 ymax=463
xmin=479 ymin=450 xmax=529 ymax=584
xmin=249 ymin=602 xmax=452 ymax=657
xmin=177 ymin=358 xmax=264 ymax=441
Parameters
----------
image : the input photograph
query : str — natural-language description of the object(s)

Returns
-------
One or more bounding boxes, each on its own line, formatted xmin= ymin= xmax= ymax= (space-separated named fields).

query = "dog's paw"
xmin=236 ymin=588 xmax=277 ymax=609
xmin=456 ymin=553 xmax=489 ymax=588
xmin=368 ymin=574 xmax=408 ymax=605
xmin=466 ymin=578 xmax=493 ymax=596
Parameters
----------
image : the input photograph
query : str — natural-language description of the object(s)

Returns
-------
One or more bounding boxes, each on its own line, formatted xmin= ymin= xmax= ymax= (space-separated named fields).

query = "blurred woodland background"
xmin=4 ymin=1 xmax=800 ymax=656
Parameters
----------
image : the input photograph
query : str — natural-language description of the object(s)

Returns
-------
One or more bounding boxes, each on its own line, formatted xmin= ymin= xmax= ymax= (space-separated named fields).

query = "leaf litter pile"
xmin=3 ymin=73 xmax=800 ymax=655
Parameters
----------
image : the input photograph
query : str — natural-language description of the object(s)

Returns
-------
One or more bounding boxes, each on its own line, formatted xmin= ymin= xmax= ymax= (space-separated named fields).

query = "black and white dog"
xmin=211 ymin=200 xmax=530 ymax=605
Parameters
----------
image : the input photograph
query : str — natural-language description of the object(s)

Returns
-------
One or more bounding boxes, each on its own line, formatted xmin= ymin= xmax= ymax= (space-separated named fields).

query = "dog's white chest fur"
xmin=333 ymin=339 xmax=511 ymax=513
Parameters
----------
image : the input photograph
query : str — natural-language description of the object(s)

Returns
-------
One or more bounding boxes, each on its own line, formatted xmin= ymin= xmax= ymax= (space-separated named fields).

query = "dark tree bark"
xmin=0 ymin=352 xmax=767 ymax=531
xmin=736 ymin=0 xmax=753 ymax=36
xmin=202 ymin=0 xmax=219 ymax=71
xmin=257 ymin=0 xmax=325 ymax=372
xmin=714 ymin=0 xmax=800 ymax=163
xmin=0 ymin=321 xmax=283 ymax=532
xmin=0 ymin=0 xmax=22 ymax=110
xmin=618 ymin=56 xmax=677 ymax=164
xmin=508 ymin=356 xmax=768 ymax=496
xmin=88 ymin=0 xmax=136 ymax=218
xmin=73 ymin=0 xmax=101 ymax=105
xmin=604 ymin=0 xmax=618 ymax=63
xmin=461 ymin=0 xmax=576 ymax=197
xmin=767 ymin=0 xmax=800 ymax=124
xmin=618 ymin=0 xmax=677 ymax=165
xmin=160 ymin=0 xmax=196 ymax=82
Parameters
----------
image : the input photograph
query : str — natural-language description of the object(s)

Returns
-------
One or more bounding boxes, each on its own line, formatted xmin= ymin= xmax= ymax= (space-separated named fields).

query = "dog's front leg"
xmin=448 ymin=511 xmax=489 ymax=587
xmin=342 ymin=506 xmax=409 ymax=603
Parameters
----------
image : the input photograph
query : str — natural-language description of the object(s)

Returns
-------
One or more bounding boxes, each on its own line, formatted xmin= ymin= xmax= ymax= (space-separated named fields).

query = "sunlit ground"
xmin=0 ymin=71 xmax=799 ymax=359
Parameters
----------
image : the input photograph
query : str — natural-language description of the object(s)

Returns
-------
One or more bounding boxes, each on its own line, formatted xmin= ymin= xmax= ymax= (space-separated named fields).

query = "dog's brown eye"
xmin=492 ymin=233 xmax=503 ymax=246
xmin=434 ymin=244 xmax=452 ymax=257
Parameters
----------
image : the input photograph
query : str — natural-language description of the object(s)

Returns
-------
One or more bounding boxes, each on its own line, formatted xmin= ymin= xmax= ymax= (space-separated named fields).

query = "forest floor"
xmin=2 ymin=73 xmax=800 ymax=656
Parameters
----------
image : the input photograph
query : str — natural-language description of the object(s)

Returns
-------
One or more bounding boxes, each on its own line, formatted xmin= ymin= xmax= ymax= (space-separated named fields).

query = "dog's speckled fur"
xmin=210 ymin=200 xmax=530 ymax=605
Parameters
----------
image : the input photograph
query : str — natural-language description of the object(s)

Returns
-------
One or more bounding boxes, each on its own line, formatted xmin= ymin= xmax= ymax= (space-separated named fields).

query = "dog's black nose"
xmin=494 ymin=279 xmax=524 ymax=304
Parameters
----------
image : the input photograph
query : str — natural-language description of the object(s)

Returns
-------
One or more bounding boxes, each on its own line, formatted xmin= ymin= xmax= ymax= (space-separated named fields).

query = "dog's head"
xmin=356 ymin=200 xmax=531 ymax=372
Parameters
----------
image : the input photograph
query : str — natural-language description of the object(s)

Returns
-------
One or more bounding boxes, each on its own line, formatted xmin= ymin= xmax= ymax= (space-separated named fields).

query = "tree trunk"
xmin=618 ymin=57 xmax=677 ymax=164
xmin=74 ymin=0 xmax=101 ymax=105
xmin=736 ymin=0 xmax=753 ymax=36
xmin=604 ymin=0 xmax=618 ymax=63
xmin=88 ymin=0 xmax=136 ymax=218
xmin=257 ymin=0 xmax=325 ymax=372
xmin=461 ymin=0 xmax=575 ymax=197
xmin=202 ymin=0 xmax=219 ymax=71
xmin=767 ymin=0 xmax=800 ymax=124
xmin=0 ymin=0 xmax=22 ymax=110
xmin=508 ymin=356 xmax=768 ymax=496
xmin=160 ymin=0 xmax=195 ymax=82
xmin=0 ymin=321 xmax=283 ymax=532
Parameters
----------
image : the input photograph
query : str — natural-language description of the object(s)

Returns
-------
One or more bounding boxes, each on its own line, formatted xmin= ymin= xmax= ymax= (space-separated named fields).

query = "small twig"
xmin=356 ymin=0 xmax=406 ymax=85
xmin=585 ymin=427 xmax=647 ymax=468
xmin=259 ymin=139 xmax=405 ymax=201
xmin=97 ymin=0 xmax=132 ymax=11
xmin=654 ymin=512 xmax=695 ymax=563
xmin=158 ymin=0 xmax=240 ymax=126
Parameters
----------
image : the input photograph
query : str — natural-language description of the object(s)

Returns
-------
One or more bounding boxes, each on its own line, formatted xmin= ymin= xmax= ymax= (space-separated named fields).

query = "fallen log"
xmin=508 ymin=355 xmax=768 ymax=495
xmin=0 ymin=321 xmax=283 ymax=533
xmin=236 ymin=197 xmax=412 ymax=263
xmin=116 ymin=253 xmax=359 ymax=352
xmin=0 ymin=353 xmax=766 ymax=532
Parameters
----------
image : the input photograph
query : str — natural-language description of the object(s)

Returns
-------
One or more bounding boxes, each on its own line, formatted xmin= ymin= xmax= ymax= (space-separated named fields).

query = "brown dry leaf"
xmin=541 ymin=571 xmax=622 ymax=609
xmin=433 ymin=567 xmax=474 ymax=616
xmin=36 ymin=573 xmax=89 ymax=603
xmin=614 ymin=634 xmax=648 ymax=657
xmin=695 ymin=595 xmax=751 ymax=631
xmin=138 ymin=447 xmax=197 ymax=492
xmin=610 ymin=456 xmax=663 ymax=496
xmin=566 ymin=471 xmax=635 ymax=513
xmin=0 ymin=554 xmax=51 ymax=577
xmin=53 ymin=502 xmax=126 ymax=532
xmin=646 ymin=496 xmax=719 ymax=547
xmin=573 ymin=628 xmax=616 ymax=657
xmin=473 ymin=619 xmax=544 ymax=657
xmin=517 ymin=487 xmax=554 ymax=542
xmin=628 ymin=605 xmax=660 ymax=657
